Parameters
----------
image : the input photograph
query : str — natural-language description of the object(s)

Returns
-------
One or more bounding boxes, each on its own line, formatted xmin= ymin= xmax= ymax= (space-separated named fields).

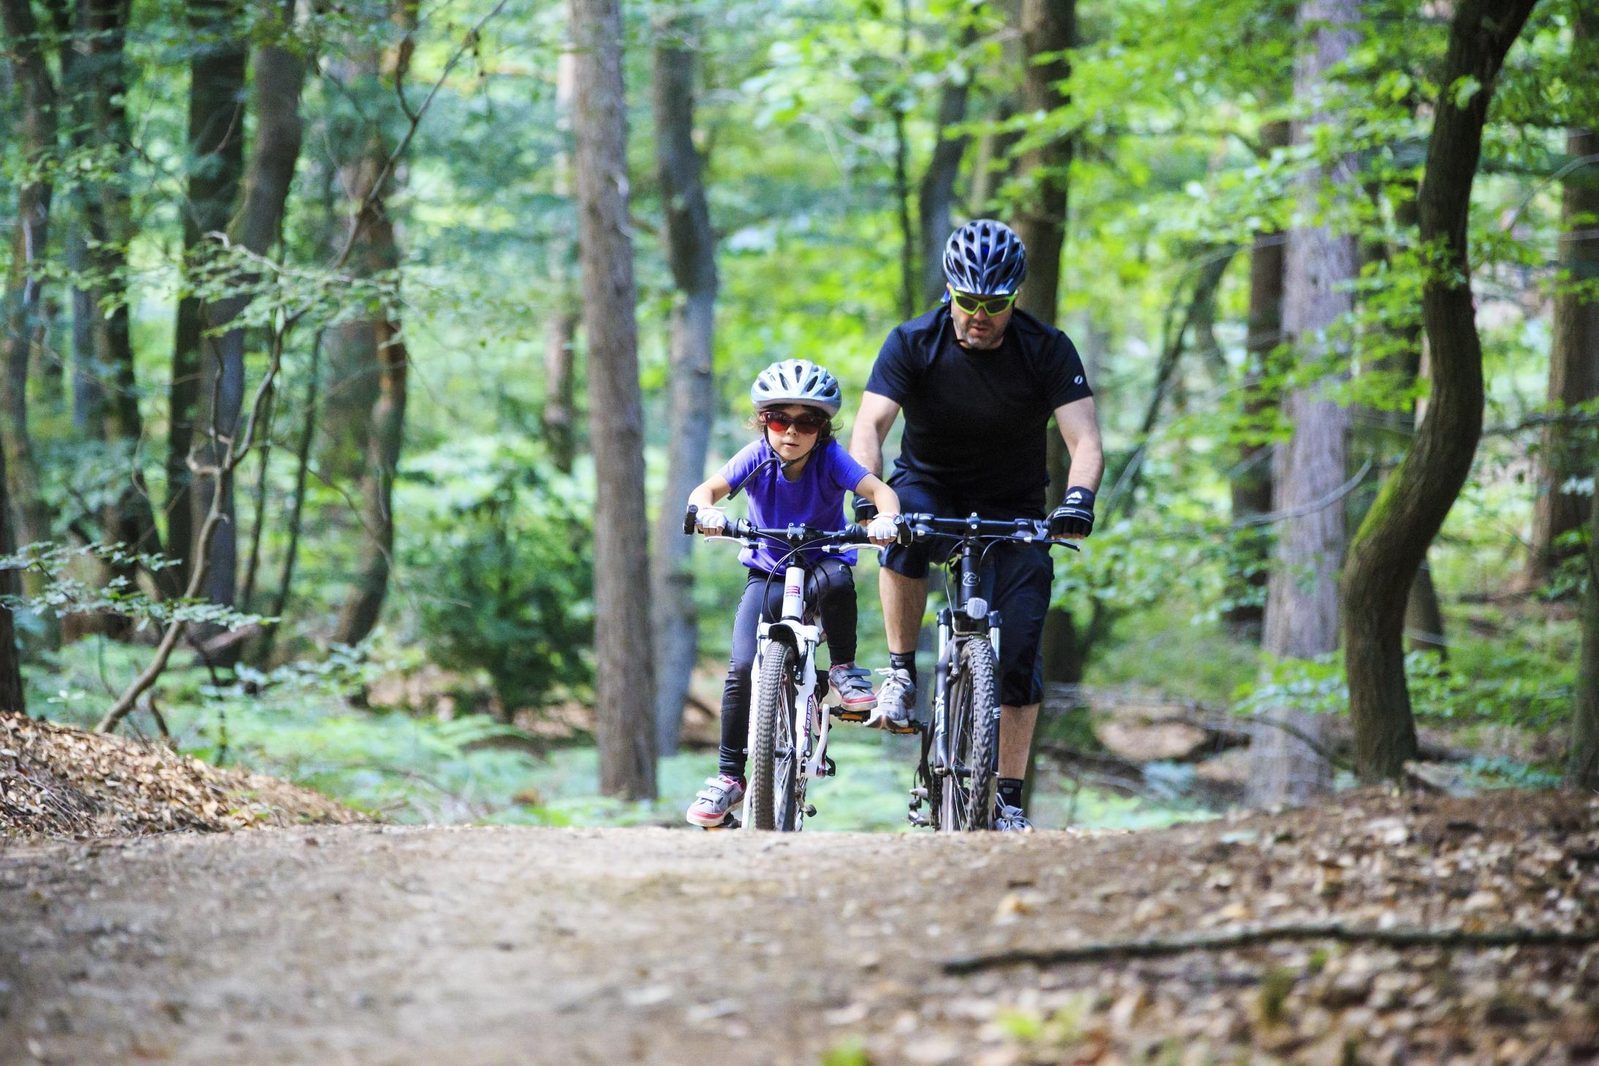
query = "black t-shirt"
xmin=865 ymin=306 xmax=1093 ymax=506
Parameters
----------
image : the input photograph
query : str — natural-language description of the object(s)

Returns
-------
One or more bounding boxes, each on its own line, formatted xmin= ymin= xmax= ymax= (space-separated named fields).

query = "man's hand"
xmin=695 ymin=506 xmax=728 ymax=535
xmin=1048 ymin=487 xmax=1096 ymax=539
xmin=853 ymin=495 xmax=879 ymax=523
xmin=866 ymin=514 xmax=899 ymax=545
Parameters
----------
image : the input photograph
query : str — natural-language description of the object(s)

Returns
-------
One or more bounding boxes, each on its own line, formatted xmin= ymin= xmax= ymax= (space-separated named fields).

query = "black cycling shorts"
xmin=880 ymin=475 xmax=1054 ymax=706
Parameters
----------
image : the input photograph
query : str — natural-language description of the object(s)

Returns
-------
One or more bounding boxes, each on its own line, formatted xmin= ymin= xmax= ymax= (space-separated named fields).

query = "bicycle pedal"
xmin=907 ymin=812 xmax=932 ymax=827
xmin=701 ymin=813 xmax=741 ymax=831
xmin=828 ymin=705 xmax=870 ymax=724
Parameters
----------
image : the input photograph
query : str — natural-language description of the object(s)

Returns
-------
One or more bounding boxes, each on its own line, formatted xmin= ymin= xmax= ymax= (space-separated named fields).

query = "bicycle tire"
xmin=939 ymin=638 xmax=999 ymax=831
xmin=749 ymin=643 xmax=798 ymax=831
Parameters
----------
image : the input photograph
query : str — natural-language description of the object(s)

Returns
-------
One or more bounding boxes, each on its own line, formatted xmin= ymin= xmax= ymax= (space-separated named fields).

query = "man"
xmin=848 ymin=218 xmax=1104 ymax=831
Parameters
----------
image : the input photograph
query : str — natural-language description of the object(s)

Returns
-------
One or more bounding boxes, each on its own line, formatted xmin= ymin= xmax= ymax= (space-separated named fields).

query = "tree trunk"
xmin=1248 ymin=0 xmax=1360 ymax=807
xmin=1226 ymin=121 xmax=1289 ymax=642
xmin=543 ymin=52 xmax=579 ymax=473
xmin=571 ymin=0 xmax=656 ymax=799
xmin=649 ymin=5 xmax=718 ymax=757
xmin=0 ymin=440 xmax=24 ymax=713
xmin=1 ymin=0 xmax=59 ymax=562
xmin=68 ymin=0 xmax=173 ymax=603
xmin=1341 ymin=0 xmax=1538 ymax=783
xmin=212 ymin=3 xmax=307 ymax=623
xmin=917 ymin=34 xmax=971 ymax=307
xmin=1012 ymin=0 xmax=1079 ymax=688
xmin=1569 ymin=487 xmax=1599 ymax=789
xmin=168 ymin=0 xmax=247 ymax=593
xmin=1528 ymin=11 xmax=1599 ymax=591
xmin=329 ymin=2 xmax=414 ymax=647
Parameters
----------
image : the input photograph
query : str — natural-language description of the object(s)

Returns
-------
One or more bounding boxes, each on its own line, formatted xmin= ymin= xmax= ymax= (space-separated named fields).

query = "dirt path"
xmin=3 ymin=791 xmax=1598 ymax=1065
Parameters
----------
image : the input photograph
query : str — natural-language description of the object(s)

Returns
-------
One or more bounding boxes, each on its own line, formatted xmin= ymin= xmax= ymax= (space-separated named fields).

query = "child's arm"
xmin=687 ymin=474 xmax=734 ymax=533
xmin=852 ymin=473 xmax=901 ymax=545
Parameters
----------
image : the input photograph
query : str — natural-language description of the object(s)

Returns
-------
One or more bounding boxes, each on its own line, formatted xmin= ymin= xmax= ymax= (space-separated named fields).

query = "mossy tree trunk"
xmin=1341 ymin=0 xmax=1539 ymax=783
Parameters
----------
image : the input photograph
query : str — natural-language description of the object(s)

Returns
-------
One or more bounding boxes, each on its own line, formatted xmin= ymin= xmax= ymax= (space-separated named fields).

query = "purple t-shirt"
xmin=720 ymin=437 xmax=871 ymax=572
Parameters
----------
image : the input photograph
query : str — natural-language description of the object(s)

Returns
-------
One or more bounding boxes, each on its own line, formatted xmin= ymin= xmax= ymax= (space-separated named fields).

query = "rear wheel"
xmin=749 ymin=644 xmax=799 ymax=831
xmin=939 ymin=638 xmax=999 ymax=831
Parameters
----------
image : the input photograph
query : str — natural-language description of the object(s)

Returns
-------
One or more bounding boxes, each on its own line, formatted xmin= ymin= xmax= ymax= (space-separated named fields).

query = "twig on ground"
xmin=943 ymin=922 xmax=1599 ymax=974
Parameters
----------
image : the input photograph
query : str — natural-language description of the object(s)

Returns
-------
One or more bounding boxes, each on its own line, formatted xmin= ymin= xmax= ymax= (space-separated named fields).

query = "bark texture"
xmin=649 ymin=8 xmax=718 ymax=756
xmin=543 ymin=52 xmax=578 ymax=473
xmin=1570 ymin=491 xmax=1599 ymax=789
xmin=329 ymin=1 xmax=414 ymax=647
xmin=1226 ymin=121 xmax=1290 ymax=642
xmin=571 ymin=0 xmax=656 ymax=799
xmin=1528 ymin=10 xmax=1599 ymax=591
xmin=66 ymin=0 xmax=173 ymax=609
xmin=1 ymin=0 xmax=59 ymax=559
xmin=0 ymin=441 xmax=23 ymax=713
xmin=1013 ymin=0 xmax=1080 ymax=687
xmin=917 ymin=38 xmax=971 ymax=307
xmin=1341 ymin=0 xmax=1538 ymax=782
xmin=167 ymin=0 xmax=247 ymax=593
xmin=1249 ymin=0 xmax=1359 ymax=806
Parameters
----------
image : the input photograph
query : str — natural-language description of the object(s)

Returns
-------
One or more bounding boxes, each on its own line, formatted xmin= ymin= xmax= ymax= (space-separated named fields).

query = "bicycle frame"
xmin=745 ymin=560 xmax=831 ymax=830
xmin=902 ymin=512 xmax=1076 ymax=830
xmin=683 ymin=506 xmax=868 ymax=830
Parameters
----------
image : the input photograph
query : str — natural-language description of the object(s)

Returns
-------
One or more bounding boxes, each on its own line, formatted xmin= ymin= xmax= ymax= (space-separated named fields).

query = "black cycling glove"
xmin=852 ymin=494 xmax=879 ymax=523
xmin=1048 ymin=486 xmax=1097 ymax=538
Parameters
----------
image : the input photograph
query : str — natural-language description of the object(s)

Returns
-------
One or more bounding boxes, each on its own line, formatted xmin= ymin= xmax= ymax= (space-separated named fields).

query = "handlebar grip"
xmin=682 ymin=505 xmax=699 ymax=535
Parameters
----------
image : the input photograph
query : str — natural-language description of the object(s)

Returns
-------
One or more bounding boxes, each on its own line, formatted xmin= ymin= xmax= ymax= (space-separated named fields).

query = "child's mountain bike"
xmin=898 ymin=512 xmax=1078 ymax=832
xmin=684 ymin=506 xmax=874 ymax=831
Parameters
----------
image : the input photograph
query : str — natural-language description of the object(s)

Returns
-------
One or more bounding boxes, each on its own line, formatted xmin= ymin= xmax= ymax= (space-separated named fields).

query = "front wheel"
xmin=938 ymin=638 xmax=999 ymax=831
xmin=749 ymin=643 xmax=800 ymax=831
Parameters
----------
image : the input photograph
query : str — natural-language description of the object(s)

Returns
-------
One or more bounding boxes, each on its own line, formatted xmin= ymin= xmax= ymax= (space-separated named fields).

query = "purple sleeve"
xmin=822 ymin=440 xmax=871 ymax=494
xmin=717 ymin=439 xmax=767 ymax=495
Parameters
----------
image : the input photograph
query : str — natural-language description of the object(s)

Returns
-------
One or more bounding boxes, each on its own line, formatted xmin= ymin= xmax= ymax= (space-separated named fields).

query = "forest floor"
xmin=2 ymin=710 xmax=1598 ymax=1066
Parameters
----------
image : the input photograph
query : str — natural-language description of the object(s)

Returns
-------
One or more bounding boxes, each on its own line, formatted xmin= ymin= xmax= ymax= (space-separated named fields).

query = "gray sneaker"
xmin=686 ymin=774 xmax=745 ymax=828
xmin=870 ymin=668 xmax=919 ymax=734
xmin=995 ymin=802 xmax=1033 ymax=832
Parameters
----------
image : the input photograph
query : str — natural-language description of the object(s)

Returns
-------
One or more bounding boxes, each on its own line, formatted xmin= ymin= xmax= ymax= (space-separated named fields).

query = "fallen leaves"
xmin=0 ymin=711 xmax=360 ymax=840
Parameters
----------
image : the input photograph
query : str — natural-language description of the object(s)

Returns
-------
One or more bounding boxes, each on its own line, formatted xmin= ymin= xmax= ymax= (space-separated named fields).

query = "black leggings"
xmin=718 ymin=558 xmax=857 ymax=778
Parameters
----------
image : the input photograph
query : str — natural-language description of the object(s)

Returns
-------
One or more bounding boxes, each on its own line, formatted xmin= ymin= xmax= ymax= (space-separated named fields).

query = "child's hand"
xmin=695 ymin=506 xmax=728 ymax=535
xmin=866 ymin=514 xmax=899 ymax=545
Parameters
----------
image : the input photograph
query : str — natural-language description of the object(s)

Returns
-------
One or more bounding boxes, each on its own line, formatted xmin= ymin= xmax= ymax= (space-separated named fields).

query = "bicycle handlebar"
xmin=900 ymin=511 xmax=1080 ymax=551
xmin=683 ymin=504 xmax=871 ymax=546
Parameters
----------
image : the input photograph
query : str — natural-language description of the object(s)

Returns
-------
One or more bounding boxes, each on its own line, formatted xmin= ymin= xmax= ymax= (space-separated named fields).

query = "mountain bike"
xmin=899 ymin=513 xmax=1078 ymax=832
xmin=683 ymin=506 xmax=874 ymax=831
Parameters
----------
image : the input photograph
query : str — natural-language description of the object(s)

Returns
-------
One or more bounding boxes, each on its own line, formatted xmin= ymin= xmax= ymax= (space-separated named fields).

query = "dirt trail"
xmin=3 ymin=791 xmax=1598 ymax=1065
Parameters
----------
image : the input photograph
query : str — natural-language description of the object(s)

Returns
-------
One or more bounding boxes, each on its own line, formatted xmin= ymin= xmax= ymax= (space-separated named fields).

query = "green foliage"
xmin=0 ymin=541 xmax=265 ymax=633
xmin=396 ymin=438 xmax=594 ymax=714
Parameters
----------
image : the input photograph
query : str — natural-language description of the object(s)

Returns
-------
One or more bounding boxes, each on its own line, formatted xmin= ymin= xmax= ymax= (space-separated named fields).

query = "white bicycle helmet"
xmin=749 ymin=359 xmax=842 ymax=417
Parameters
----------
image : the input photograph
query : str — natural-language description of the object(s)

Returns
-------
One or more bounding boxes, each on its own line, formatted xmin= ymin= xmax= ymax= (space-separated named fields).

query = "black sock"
xmin=888 ymin=651 xmax=917 ymax=687
xmin=998 ymin=778 xmax=1024 ymax=810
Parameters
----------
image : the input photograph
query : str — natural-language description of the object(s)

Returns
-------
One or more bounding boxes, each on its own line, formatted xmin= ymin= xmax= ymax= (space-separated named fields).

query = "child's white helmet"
xmin=750 ymin=359 xmax=842 ymax=417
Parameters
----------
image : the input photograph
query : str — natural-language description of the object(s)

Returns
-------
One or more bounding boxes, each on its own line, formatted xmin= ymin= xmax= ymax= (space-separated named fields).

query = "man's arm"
xmin=849 ymin=390 xmax=902 ymax=479
xmin=1054 ymin=396 xmax=1104 ymax=492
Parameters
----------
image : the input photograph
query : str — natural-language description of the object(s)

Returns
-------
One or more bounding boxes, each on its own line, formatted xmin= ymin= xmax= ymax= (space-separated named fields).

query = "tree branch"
xmin=943 ymin=923 xmax=1599 ymax=974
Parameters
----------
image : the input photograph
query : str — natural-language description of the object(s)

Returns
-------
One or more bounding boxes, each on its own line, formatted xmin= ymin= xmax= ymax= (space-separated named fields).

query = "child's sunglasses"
xmin=760 ymin=410 xmax=828 ymax=435
xmin=948 ymin=285 xmax=1018 ymax=316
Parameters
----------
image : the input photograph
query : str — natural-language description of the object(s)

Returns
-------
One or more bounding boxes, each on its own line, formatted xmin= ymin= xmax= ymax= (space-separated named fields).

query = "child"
xmin=684 ymin=359 xmax=901 ymax=828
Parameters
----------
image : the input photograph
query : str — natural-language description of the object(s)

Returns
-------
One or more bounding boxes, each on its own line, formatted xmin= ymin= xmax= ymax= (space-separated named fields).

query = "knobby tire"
xmin=940 ymin=638 xmax=999 ymax=831
xmin=750 ymin=644 xmax=798 ymax=831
